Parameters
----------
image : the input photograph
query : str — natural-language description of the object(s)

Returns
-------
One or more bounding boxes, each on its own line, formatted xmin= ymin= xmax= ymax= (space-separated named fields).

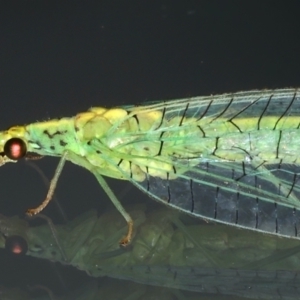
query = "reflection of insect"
xmin=1 ymin=88 xmax=300 ymax=244
xmin=2 ymin=205 xmax=300 ymax=299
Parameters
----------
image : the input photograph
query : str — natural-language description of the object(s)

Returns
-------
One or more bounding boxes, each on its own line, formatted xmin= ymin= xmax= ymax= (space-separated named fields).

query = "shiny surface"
xmin=1 ymin=2 xmax=300 ymax=299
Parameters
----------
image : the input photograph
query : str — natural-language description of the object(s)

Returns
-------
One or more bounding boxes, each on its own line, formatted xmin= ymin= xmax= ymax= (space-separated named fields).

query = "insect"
xmin=1 ymin=88 xmax=300 ymax=244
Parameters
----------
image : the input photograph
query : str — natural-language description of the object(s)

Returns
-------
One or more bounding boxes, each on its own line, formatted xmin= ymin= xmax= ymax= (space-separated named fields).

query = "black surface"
xmin=0 ymin=1 xmax=300 ymax=297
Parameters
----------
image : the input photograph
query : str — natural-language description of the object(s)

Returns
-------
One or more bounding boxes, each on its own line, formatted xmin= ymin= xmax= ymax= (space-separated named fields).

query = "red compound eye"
xmin=4 ymin=138 xmax=27 ymax=160
xmin=5 ymin=235 xmax=28 ymax=255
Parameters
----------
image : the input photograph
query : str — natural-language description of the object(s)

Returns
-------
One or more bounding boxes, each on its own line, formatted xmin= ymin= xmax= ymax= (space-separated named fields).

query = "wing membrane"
xmin=95 ymin=89 xmax=300 ymax=239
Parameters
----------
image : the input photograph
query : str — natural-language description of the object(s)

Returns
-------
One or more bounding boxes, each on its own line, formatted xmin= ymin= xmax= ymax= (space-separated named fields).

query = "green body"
xmin=1 ymin=89 xmax=300 ymax=239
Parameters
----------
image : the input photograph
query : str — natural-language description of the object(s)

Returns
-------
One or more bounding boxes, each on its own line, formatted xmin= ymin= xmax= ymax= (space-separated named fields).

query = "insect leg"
xmin=92 ymin=172 xmax=133 ymax=246
xmin=251 ymin=159 xmax=300 ymax=206
xmin=26 ymin=152 xmax=68 ymax=216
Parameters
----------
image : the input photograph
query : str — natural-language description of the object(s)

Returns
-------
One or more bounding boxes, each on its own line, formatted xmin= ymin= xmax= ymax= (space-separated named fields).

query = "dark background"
xmin=0 ymin=0 xmax=300 ymax=298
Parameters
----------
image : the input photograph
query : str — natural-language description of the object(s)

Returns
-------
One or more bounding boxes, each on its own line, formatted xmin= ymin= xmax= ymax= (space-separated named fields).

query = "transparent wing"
xmin=95 ymin=89 xmax=300 ymax=239
xmin=133 ymin=160 xmax=300 ymax=239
